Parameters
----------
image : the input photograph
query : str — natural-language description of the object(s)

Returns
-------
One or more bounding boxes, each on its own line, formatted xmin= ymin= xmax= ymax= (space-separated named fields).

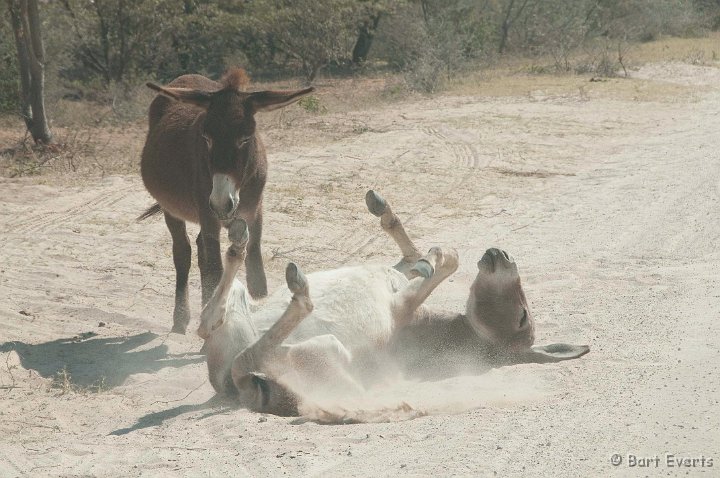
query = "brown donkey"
xmin=139 ymin=68 xmax=313 ymax=334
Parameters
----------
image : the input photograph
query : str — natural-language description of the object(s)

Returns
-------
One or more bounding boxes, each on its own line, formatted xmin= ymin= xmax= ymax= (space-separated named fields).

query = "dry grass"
xmin=446 ymin=33 xmax=720 ymax=101
xmin=50 ymin=366 xmax=108 ymax=395
xmin=447 ymin=70 xmax=708 ymax=102
xmin=0 ymin=123 xmax=146 ymax=183
xmin=631 ymin=32 xmax=720 ymax=64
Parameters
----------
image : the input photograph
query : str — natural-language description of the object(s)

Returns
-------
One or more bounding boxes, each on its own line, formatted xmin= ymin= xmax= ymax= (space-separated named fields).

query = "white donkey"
xmin=198 ymin=191 xmax=589 ymax=415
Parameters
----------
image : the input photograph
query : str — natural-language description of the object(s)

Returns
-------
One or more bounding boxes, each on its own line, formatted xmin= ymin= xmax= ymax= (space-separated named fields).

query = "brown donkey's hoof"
xmin=365 ymin=190 xmax=387 ymax=217
xmin=285 ymin=263 xmax=308 ymax=295
xmin=171 ymin=303 xmax=191 ymax=334
xmin=227 ymin=218 xmax=249 ymax=245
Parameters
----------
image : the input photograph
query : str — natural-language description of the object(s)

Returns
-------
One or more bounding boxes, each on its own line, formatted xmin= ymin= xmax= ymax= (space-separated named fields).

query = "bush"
xmin=45 ymin=0 xmax=247 ymax=85
xmin=591 ymin=0 xmax=703 ymax=41
xmin=243 ymin=0 xmax=365 ymax=82
xmin=375 ymin=2 xmax=492 ymax=93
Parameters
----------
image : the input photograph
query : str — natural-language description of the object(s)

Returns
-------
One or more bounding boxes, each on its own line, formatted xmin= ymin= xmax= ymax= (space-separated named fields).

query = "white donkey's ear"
xmin=519 ymin=344 xmax=590 ymax=363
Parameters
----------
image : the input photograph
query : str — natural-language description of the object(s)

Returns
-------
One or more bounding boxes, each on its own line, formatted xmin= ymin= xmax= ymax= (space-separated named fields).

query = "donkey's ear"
xmin=248 ymin=87 xmax=315 ymax=113
xmin=146 ymin=83 xmax=213 ymax=108
xmin=519 ymin=343 xmax=590 ymax=364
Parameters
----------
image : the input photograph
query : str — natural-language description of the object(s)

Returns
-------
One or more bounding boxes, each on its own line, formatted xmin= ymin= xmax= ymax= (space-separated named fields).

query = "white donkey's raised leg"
xmin=366 ymin=190 xmax=423 ymax=277
xmin=230 ymin=262 xmax=314 ymax=415
xmin=391 ymin=247 xmax=459 ymax=328
xmin=198 ymin=218 xmax=250 ymax=340
xmin=366 ymin=190 xmax=459 ymax=327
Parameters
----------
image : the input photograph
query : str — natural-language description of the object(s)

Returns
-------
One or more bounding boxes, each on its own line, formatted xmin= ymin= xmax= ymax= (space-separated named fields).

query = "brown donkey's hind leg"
xmin=390 ymin=247 xmax=459 ymax=328
xmin=365 ymin=190 xmax=423 ymax=278
xmin=164 ymin=212 xmax=192 ymax=334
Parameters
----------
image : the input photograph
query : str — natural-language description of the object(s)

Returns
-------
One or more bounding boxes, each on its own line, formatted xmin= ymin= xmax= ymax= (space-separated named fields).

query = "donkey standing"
xmin=140 ymin=68 xmax=313 ymax=333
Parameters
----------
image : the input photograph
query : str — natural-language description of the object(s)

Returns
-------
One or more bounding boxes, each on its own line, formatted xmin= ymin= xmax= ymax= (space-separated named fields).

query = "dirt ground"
xmin=1 ymin=61 xmax=719 ymax=476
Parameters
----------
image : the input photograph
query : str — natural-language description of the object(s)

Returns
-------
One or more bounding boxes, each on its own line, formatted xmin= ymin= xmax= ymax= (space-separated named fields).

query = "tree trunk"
xmin=7 ymin=0 xmax=52 ymax=144
xmin=498 ymin=0 xmax=531 ymax=54
xmin=498 ymin=0 xmax=515 ymax=54
xmin=8 ymin=0 xmax=32 ymax=129
xmin=183 ymin=0 xmax=196 ymax=14
xmin=352 ymin=14 xmax=381 ymax=65
xmin=306 ymin=62 xmax=322 ymax=84
xmin=93 ymin=0 xmax=113 ymax=83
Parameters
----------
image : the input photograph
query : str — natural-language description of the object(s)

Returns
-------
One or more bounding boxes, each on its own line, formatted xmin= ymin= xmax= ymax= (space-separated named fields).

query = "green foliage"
xmin=376 ymin=2 xmax=493 ymax=92
xmin=0 ymin=0 xmax=714 ymax=109
xmin=590 ymin=0 xmax=702 ymax=41
xmin=46 ymin=0 xmax=245 ymax=84
xmin=242 ymin=0 xmax=367 ymax=82
xmin=512 ymin=0 xmax=596 ymax=70
xmin=297 ymin=96 xmax=326 ymax=114
xmin=693 ymin=0 xmax=720 ymax=29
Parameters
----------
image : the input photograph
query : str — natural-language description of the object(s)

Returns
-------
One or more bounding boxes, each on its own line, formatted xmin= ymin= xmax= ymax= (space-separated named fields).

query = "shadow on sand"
xmin=0 ymin=331 xmax=204 ymax=388
xmin=110 ymin=395 xmax=236 ymax=436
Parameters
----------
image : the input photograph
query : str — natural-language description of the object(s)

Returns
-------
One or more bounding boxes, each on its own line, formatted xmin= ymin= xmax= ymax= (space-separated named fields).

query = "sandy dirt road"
xmin=1 ymin=63 xmax=719 ymax=476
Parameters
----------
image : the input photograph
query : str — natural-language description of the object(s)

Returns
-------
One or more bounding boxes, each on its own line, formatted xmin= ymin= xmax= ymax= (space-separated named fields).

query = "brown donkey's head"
xmin=147 ymin=69 xmax=314 ymax=220
xmin=465 ymin=248 xmax=536 ymax=351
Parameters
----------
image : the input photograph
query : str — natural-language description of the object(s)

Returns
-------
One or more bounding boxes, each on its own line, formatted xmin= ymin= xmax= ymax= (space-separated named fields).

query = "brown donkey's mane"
xmin=220 ymin=68 xmax=250 ymax=92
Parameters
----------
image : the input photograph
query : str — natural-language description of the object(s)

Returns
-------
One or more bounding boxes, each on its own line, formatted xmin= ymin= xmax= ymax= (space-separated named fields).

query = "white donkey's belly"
xmin=251 ymin=265 xmax=408 ymax=351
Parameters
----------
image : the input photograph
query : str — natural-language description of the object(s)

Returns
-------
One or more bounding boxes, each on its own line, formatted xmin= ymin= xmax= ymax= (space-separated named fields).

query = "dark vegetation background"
xmin=1 ymin=0 xmax=719 ymax=173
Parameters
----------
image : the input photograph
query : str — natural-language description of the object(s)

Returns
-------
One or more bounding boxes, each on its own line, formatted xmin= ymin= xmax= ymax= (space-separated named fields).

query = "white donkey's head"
xmin=466 ymin=248 xmax=535 ymax=351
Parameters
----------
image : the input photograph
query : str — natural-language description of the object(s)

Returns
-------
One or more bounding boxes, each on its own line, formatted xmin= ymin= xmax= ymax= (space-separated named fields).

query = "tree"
xmin=57 ymin=0 xmax=176 ymax=84
xmin=7 ymin=0 xmax=52 ymax=144
xmin=247 ymin=0 xmax=363 ymax=83
xmin=498 ymin=0 xmax=533 ymax=54
xmin=54 ymin=0 xmax=243 ymax=84
xmin=352 ymin=12 xmax=382 ymax=64
xmin=352 ymin=0 xmax=394 ymax=65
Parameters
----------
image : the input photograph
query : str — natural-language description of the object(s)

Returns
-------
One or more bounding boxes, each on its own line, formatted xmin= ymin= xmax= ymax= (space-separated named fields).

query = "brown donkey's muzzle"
xmin=209 ymin=173 xmax=240 ymax=220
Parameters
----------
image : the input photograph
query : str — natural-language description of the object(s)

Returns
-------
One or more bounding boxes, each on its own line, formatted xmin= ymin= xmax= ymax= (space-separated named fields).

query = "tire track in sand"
xmin=333 ymin=125 xmax=486 ymax=265
xmin=7 ymin=181 xmax=138 ymax=235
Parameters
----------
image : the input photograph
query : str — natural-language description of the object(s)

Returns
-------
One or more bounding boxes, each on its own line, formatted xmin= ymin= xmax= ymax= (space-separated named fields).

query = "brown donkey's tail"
xmin=137 ymin=203 xmax=162 ymax=221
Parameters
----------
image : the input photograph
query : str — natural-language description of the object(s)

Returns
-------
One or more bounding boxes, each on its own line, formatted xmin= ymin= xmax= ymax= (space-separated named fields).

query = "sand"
xmin=0 ymin=62 xmax=719 ymax=476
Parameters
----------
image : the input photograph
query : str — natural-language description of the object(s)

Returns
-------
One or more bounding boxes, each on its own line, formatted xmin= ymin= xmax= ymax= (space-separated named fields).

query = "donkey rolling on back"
xmin=140 ymin=68 xmax=313 ymax=333
xmin=200 ymin=190 xmax=590 ymax=416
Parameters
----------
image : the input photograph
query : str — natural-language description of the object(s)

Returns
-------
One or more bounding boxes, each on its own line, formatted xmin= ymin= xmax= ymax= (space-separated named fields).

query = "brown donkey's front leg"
xmin=197 ymin=210 xmax=224 ymax=309
xmin=164 ymin=212 xmax=192 ymax=334
xmin=244 ymin=205 xmax=268 ymax=299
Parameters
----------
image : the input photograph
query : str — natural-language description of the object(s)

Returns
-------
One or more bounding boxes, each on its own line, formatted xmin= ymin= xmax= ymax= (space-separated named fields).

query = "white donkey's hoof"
xmin=285 ymin=262 xmax=308 ymax=295
xmin=227 ymin=218 xmax=249 ymax=245
xmin=365 ymin=190 xmax=387 ymax=217
xmin=411 ymin=259 xmax=434 ymax=279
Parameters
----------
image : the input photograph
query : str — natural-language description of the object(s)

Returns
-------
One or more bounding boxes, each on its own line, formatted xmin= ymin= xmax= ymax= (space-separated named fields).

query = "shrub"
xmin=243 ymin=0 xmax=365 ymax=82
xmin=375 ymin=2 xmax=493 ymax=93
